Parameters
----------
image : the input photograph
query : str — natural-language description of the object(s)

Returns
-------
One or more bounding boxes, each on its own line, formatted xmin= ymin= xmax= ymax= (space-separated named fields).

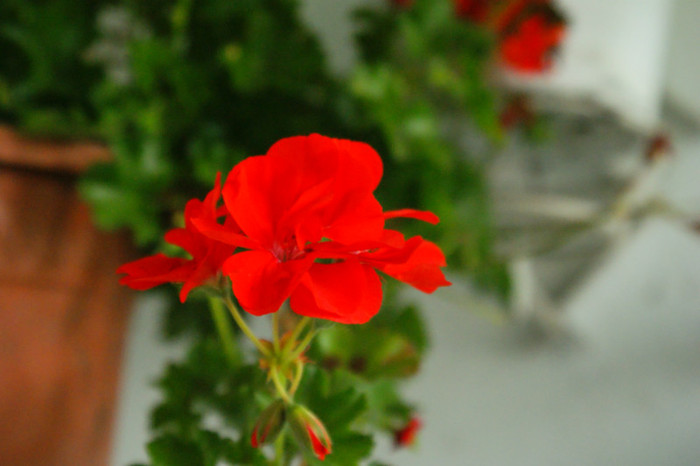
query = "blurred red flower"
xmin=499 ymin=13 xmax=565 ymax=72
xmin=452 ymin=0 xmax=567 ymax=73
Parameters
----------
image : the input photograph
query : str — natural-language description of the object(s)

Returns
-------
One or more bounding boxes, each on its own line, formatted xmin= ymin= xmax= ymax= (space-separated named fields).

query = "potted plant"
xmin=1 ymin=0 xmax=567 ymax=464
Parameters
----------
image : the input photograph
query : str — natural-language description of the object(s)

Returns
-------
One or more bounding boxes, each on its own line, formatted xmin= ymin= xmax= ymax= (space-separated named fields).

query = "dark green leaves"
xmin=146 ymin=430 xmax=267 ymax=466
xmin=295 ymin=367 xmax=374 ymax=466
xmin=145 ymin=336 xmax=269 ymax=466
xmin=0 ymin=0 xmax=102 ymax=137
xmin=350 ymin=0 xmax=510 ymax=300
xmin=147 ymin=435 xmax=205 ymax=466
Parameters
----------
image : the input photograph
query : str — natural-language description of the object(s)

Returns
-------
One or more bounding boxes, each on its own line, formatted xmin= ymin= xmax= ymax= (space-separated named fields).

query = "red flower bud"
xmin=645 ymin=133 xmax=672 ymax=162
xmin=394 ymin=417 xmax=422 ymax=447
xmin=288 ymin=404 xmax=332 ymax=461
xmin=251 ymin=399 xmax=286 ymax=448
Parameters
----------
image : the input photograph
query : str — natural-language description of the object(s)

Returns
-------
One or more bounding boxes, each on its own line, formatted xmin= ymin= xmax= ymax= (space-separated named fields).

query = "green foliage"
xmin=2 ymin=0 xmax=510 ymax=295
xmin=352 ymin=0 xmax=511 ymax=299
xmin=0 ymin=0 xmax=102 ymax=137
xmin=147 ymin=435 xmax=206 ymax=466
xmin=313 ymin=303 xmax=427 ymax=380
xmin=0 ymin=0 xmax=529 ymax=463
xmin=160 ymin=290 xmax=218 ymax=340
xmin=71 ymin=0 xmax=351 ymax=246
xmin=143 ymin=320 xmax=416 ymax=465
xmin=145 ymin=336 xmax=269 ymax=465
xmin=295 ymin=367 xmax=374 ymax=465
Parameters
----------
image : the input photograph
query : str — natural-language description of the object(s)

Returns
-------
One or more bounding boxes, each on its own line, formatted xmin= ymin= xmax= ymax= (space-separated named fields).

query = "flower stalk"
xmin=208 ymin=295 xmax=240 ymax=366
xmin=223 ymin=294 xmax=271 ymax=358
xmin=215 ymin=292 xmax=312 ymax=408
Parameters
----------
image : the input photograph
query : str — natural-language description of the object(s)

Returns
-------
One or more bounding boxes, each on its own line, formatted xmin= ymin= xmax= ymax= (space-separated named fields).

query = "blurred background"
xmin=1 ymin=0 xmax=699 ymax=465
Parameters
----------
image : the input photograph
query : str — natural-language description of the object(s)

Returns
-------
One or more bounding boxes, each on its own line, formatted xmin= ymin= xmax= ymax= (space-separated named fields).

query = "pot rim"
xmin=0 ymin=125 xmax=111 ymax=175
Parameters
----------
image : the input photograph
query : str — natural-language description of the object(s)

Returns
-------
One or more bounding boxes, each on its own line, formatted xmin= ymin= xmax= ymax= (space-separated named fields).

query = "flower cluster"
xmin=457 ymin=0 xmax=566 ymax=72
xmin=118 ymin=134 xmax=450 ymax=324
xmin=493 ymin=0 xmax=566 ymax=72
xmin=393 ymin=0 xmax=567 ymax=73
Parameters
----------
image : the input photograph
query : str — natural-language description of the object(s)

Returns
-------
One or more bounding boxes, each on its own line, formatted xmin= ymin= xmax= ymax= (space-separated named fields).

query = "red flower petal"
xmin=331 ymin=137 xmax=384 ymax=193
xmin=191 ymin=214 xmax=261 ymax=250
xmin=203 ymin=172 xmax=223 ymax=212
xmin=322 ymin=194 xmax=385 ymax=244
xmin=384 ymin=208 xmax=440 ymax=225
xmin=290 ymin=259 xmax=382 ymax=324
xmin=164 ymin=228 xmax=205 ymax=258
xmin=307 ymin=425 xmax=331 ymax=460
xmin=223 ymin=155 xmax=280 ymax=247
xmin=267 ymin=134 xmax=383 ymax=194
xmin=117 ymin=254 xmax=191 ymax=290
xmin=378 ymin=239 xmax=451 ymax=293
xmin=265 ymin=134 xmax=385 ymax=245
xmin=178 ymin=247 xmax=227 ymax=302
xmin=222 ymin=250 xmax=312 ymax=315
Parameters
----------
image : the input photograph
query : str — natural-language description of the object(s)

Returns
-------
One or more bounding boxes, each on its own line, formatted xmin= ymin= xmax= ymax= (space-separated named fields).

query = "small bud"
xmin=645 ymin=132 xmax=672 ymax=162
xmin=251 ymin=399 xmax=286 ymax=448
xmin=288 ymin=404 xmax=332 ymax=461
xmin=394 ymin=417 xmax=422 ymax=448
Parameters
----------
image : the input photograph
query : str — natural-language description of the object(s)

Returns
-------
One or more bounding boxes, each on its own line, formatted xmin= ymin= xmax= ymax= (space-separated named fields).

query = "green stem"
xmin=223 ymin=295 xmax=271 ymax=357
xmin=273 ymin=430 xmax=286 ymax=466
xmin=273 ymin=311 xmax=281 ymax=352
xmin=284 ymin=316 xmax=311 ymax=352
xmin=288 ymin=323 xmax=316 ymax=361
xmin=208 ymin=296 xmax=239 ymax=366
xmin=270 ymin=365 xmax=292 ymax=404
xmin=289 ymin=361 xmax=304 ymax=395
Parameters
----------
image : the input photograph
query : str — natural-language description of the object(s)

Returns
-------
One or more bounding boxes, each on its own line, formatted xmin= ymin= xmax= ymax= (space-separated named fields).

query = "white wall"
xmin=665 ymin=0 xmax=700 ymax=122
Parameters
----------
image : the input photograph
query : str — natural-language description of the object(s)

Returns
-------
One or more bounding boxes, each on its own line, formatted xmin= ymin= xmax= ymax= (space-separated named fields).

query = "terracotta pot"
xmin=0 ymin=126 xmax=134 ymax=466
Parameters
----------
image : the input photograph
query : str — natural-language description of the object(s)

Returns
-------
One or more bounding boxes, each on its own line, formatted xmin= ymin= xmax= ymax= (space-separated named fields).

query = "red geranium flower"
xmin=452 ymin=0 xmax=567 ymax=73
xmin=117 ymin=173 xmax=236 ymax=302
xmin=499 ymin=14 xmax=564 ymax=72
xmin=394 ymin=417 xmax=422 ymax=447
xmin=195 ymin=134 xmax=451 ymax=324
xmin=488 ymin=0 xmax=566 ymax=72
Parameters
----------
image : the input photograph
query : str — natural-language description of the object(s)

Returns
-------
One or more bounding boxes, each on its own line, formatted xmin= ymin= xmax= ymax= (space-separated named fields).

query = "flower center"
xmin=271 ymin=237 xmax=305 ymax=262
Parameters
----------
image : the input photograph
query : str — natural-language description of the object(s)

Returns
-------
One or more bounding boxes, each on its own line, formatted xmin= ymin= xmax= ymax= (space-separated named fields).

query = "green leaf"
xmin=319 ymin=433 xmax=374 ymax=466
xmin=147 ymin=435 xmax=205 ymax=466
xmin=294 ymin=367 xmax=374 ymax=465
xmin=79 ymin=162 xmax=163 ymax=245
xmin=314 ymin=324 xmax=421 ymax=380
